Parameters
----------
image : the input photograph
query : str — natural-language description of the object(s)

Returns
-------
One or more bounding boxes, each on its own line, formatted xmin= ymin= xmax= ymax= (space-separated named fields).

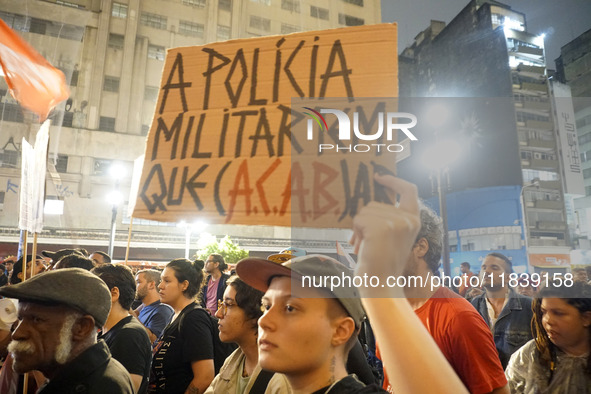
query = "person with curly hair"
xmin=505 ymin=280 xmax=591 ymax=393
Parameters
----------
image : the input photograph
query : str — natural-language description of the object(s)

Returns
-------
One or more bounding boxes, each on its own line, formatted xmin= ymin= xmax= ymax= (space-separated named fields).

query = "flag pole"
xmin=22 ymin=231 xmax=29 ymax=394
xmin=125 ymin=220 xmax=133 ymax=265
xmin=22 ymin=231 xmax=28 ymax=281
xmin=30 ymin=233 xmax=38 ymax=278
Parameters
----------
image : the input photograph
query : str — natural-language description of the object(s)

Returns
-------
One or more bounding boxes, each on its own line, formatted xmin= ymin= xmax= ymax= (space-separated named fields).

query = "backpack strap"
xmin=248 ymin=369 xmax=275 ymax=394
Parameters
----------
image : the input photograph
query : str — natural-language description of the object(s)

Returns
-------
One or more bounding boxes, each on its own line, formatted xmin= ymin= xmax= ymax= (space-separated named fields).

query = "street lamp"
xmin=107 ymin=163 xmax=126 ymax=257
xmin=423 ymin=140 xmax=462 ymax=277
xmin=178 ymin=220 xmax=208 ymax=259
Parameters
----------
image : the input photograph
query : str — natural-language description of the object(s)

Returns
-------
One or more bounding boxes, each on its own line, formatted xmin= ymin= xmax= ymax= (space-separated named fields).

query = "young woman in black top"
xmin=150 ymin=259 xmax=214 ymax=394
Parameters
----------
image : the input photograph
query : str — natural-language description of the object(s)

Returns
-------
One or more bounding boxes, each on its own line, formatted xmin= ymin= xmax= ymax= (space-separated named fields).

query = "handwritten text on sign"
xmin=134 ymin=24 xmax=398 ymax=227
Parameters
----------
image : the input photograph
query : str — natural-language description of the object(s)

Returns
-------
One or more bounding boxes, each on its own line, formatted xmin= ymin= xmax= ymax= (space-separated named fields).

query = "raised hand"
xmin=350 ymin=174 xmax=421 ymax=296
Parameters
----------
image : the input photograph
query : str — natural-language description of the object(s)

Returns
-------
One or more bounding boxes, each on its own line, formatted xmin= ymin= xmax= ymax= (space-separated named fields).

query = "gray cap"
xmin=0 ymin=268 xmax=111 ymax=327
xmin=236 ymin=254 xmax=365 ymax=327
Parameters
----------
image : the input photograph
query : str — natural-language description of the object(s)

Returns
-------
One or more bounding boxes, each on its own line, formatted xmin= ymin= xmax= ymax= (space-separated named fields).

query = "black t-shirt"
xmin=311 ymin=375 xmax=387 ymax=394
xmin=149 ymin=302 xmax=214 ymax=393
xmin=99 ymin=315 xmax=152 ymax=394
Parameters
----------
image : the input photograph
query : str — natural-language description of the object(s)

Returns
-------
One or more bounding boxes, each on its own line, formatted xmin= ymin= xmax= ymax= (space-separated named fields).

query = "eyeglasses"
xmin=217 ymin=299 xmax=237 ymax=316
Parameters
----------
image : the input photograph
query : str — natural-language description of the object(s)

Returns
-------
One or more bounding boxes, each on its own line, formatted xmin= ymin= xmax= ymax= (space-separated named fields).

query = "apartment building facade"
xmin=0 ymin=0 xmax=380 ymax=260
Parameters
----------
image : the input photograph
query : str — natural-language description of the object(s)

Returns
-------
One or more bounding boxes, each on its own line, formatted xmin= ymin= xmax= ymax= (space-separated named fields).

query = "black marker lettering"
xmin=249 ymin=108 xmax=274 ymax=157
xmin=151 ymin=113 xmax=184 ymax=161
xmin=159 ymin=53 xmax=192 ymax=114
xmin=319 ymin=40 xmax=353 ymax=99
xmin=225 ymin=48 xmax=248 ymax=108
xmin=192 ymin=113 xmax=212 ymax=159
xmin=202 ymin=48 xmax=231 ymax=110
xmin=249 ymin=48 xmax=267 ymax=106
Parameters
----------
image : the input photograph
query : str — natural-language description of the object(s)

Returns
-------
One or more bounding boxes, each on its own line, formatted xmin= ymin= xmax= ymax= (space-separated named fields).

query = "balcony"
xmin=523 ymin=101 xmax=550 ymax=111
xmin=529 ymin=238 xmax=567 ymax=247
xmin=536 ymin=221 xmax=566 ymax=231
xmin=516 ymin=64 xmax=545 ymax=75
xmin=526 ymin=119 xmax=553 ymax=130
xmin=526 ymin=138 xmax=555 ymax=149
xmin=521 ymin=82 xmax=548 ymax=93
xmin=515 ymin=45 xmax=543 ymax=57
xmin=538 ymin=180 xmax=562 ymax=189
xmin=525 ymin=158 xmax=559 ymax=170
xmin=534 ymin=200 xmax=564 ymax=210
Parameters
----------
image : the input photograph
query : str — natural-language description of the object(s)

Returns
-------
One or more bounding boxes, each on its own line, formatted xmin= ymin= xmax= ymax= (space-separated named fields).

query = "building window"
xmin=343 ymin=0 xmax=363 ymax=6
xmin=94 ymin=158 xmax=113 ymax=175
xmin=0 ymin=149 xmax=19 ymax=168
xmin=281 ymin=23 xmax=299 ymax=34
xmin=47 ymin=23 xmax=84 ymax=41
xmin=108 ymin=33 xmax=125 ymax=49
xmin=144 ymin=86 xmax=159 ymax=101
xmin=249 ymin=15 xmax=270 ymax=31
xmin=0 ymin=103 xmax=25 ymax=123
xmin=62 ymin=111 xmax=74 ymax=127
xmin=103 ymin=76 xmax=120 ymax=92
xmin=219 ymin=0 xmax=232 ymax=11
xmin=338 ymin=13 xmax=364 ymax=26
xmin=179 ymin=20 xmax=204 ymax=37
xmin=112 ymin=2 xmax=128 ymax=18
xmin=55 ymin=155 xmax=69 ymax=173
xmin=580 ymin=132 xmax=591 ymax=145
xmin=281 ymin=0 xmax=300 ymax=13
xmin=217 ymin=25 xmax=231 ymax=40
xmin=99 ymin=117 xmax=116 ymax=132
xmin=577 ymin=114 xmax=591 ymax=129
xmin=148 ymin=45 xmax=165 ymax=61
xmin=182 ymin=0 xmax=206 ymax=6
xmin=310 ymin=6 xmax=329 ymax=20
xmin=29 ymin=18 xmax=47 ymax=35
xmin=70 ymin=70 xmax=79 ymax=86
xmin=0 ymin=11 xmax=28 ymax=32
xmin=141 ymin=12 xmax=167 ymax=30
xmin=56 ymin=1 xmax=85 ymax=9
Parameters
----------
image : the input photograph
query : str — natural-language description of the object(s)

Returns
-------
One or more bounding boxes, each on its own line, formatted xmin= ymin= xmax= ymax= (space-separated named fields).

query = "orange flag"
xmin=0 ymin=19 xmax=69 ymax=121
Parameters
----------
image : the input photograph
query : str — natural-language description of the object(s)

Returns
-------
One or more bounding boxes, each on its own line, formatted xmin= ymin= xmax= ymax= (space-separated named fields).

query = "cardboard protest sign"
xmin=134 ymin=23 xmax=399 ymax=227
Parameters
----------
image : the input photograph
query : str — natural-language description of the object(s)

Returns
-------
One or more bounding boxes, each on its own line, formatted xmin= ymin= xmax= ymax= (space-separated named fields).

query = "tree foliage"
xmin=194 ymin=236 xmax=249 ymax=265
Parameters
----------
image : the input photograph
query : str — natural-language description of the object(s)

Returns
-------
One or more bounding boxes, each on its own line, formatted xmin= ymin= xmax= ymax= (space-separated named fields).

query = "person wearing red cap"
xmin=237 ymin=254 xmax=380 ymax=393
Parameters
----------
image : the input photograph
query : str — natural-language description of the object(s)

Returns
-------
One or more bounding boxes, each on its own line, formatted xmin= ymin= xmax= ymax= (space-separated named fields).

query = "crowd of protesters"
xmin=0 ymin=175 xmax=589 ymax=393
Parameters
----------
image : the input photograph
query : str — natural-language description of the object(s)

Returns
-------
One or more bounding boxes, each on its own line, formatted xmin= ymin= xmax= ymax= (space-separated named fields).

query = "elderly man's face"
xmin=9 ymin=302 xmax=77 ymax=376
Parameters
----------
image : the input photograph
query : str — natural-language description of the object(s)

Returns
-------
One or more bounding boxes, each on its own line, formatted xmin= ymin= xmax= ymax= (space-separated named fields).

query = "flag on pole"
xmin=0 ymin=19 xmax=69 ymax=121
xmin=336 ymin=241 xmax=357 ymax=270
xmin=19 ymin=121 xmax=50 ymax=233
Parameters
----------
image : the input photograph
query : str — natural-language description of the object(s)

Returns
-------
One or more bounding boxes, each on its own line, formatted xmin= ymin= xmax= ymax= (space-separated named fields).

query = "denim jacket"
xmin=471 ymin=291 xmax=534 ymax=369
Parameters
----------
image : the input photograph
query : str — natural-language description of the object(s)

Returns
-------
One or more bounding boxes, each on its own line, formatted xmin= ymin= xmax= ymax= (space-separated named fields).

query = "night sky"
xmin=381 ymin=0 xmax=591 ymax=68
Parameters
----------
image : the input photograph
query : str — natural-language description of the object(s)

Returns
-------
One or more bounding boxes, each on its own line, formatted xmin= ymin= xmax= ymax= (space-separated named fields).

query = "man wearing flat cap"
xmin=0 ymin=268 xmax=134 ymax=393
